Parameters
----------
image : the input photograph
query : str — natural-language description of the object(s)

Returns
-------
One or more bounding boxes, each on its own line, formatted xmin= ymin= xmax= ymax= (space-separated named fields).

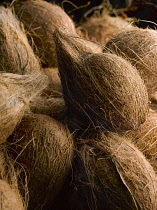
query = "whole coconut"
xmin=78 ymin=12 xmax=134 ymax=45
xmin=8 ymin=113 xmax=74 ymax=209
xmin=14 ymin=0 xmax=77 ymax=67
xmin=78 ymin=132 xmax=157 ymax=210
xmin=54 ymin=30 xmax=149 ymax=132
xmin=105 ymin=28 xmax=157 ymax=100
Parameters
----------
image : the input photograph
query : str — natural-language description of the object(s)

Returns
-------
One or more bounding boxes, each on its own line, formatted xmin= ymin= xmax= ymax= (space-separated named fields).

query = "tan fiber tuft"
xmin=0 ymin=6 xmax=42 ymax=74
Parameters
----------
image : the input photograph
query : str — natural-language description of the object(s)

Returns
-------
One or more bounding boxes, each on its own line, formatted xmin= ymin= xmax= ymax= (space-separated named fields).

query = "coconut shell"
xmin=78 ymin=132 xmax=157 ymax=210
xmin=0 ymin=72 xmax=48 ymax=144
xmin=125 ymin=109 xmax=157 ymax=173
xmin=78 ymin=12 xmax=134 ymax=45
xmin=8 ymin=113 xmax=74 ymax=209
xmin=105 ymin=28 xmax=157 ymax=100
xmin=14 ymin=0 xmax=77 ymax=67
xmin=0 ymin=6 xmax=42 ymax=74
xmin=54 ymin=30 xmax=149 ymax=132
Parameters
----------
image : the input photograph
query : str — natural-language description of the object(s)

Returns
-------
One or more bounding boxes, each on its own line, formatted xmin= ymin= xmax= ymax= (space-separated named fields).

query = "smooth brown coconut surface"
xmin=0 ymin=146 xmax=25 ymax=209
xmin=125 ymin=109 xmax=157 ymax=173
xmin=105 ymin=28 xmax=157 ymax=100
xmin=79 ymin=132 xmax=157 ymax=210
xmin=0 ymin=6 xmax=42 ymax=74
xmin=14 ymin=0 xmax=77 ymax=67
xmin=54 ymin=30 xmax=148 ymax=132
xmin=8 ymin=114 xmax=74 ymax=210
xmin=78 ymin=12 xmax=134 ymax=45
xmin=0 ymin=73 xmax=48 ymax=144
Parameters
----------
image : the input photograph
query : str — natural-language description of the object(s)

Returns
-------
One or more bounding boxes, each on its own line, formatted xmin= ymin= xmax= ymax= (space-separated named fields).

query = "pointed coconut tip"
xmin=53 ymin=29 xmax=101 ymax=63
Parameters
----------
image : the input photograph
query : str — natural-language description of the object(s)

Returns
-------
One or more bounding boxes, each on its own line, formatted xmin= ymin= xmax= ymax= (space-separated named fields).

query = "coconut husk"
xmin=78 ymin=132 xmax=157 ymax=210
xmin=30 ymin=67 xmax=66 ymax=118
xmin=105 ymin=28 xmax=157 ymax=100
xmin=8 ymin=113 xmax=74 ymax=209
xmin=78 ymin=12 xmax=134 ymax=45
xmin=0 ymin=146 xmax=25 ymax=209
xmin=0 ymin=72 xmax=49 ymax=144
xmin=0 ymin=6 xmax=42 ymax=74
xmin=43 ymin=68 xmax=62 ymax=93
xmin=13 ymin=0 xmax=77 ymax=67
xmin=53 ymin=30 xmax=149 ymax=132
xmin=125 ymin=108 xmax=157 ymax=173
xmin=30 ymin=96 xmax=66 ymax=119
xmin=0 ymin=179 xmax=25 ymax=210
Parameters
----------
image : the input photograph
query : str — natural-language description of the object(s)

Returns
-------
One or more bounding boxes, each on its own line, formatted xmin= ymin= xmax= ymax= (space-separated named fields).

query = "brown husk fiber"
xmin=0 ymin=72 xmax=49 ymax=144
xmin=78 ymin=11 xmax=134 ymax=45
xmin=13 ymin=0 xmax=77 ymax=67
xmin=30 ymin=67 xmax=66 ymax=117
xmin=125 ymin=109 xmax=157 ymax=173
xmin=8 ymin=113 xmax=74 ymax=209
xmin=105 ymin=28 xmax=157 ymax=100
xmin=43 ymin=68 xmax=62 ymax=93
xmin=0 ymin=6 xmax=42 ymax=74
xmin=54 ymin=30 xmax=149 ymax=132
xmin=0 ymin=146 xmax=25 ymax=209
xmin=79 ymin=132 xmax=157 ymax=210
xmin=30 ymin=95 xmax=66 ymax=118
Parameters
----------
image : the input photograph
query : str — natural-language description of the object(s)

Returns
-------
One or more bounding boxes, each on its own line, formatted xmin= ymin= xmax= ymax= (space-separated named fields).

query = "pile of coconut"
xmin=1 ymin=0 xmax=157 ymax=209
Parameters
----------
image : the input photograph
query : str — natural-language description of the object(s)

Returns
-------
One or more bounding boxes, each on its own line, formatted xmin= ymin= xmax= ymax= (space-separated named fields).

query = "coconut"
xmin=78 ymin=12 xmax=134 ymax=45
xmin=125 ymin=109 xmax=157 ymax=173
xmin=8 ymin=113 xmax=74 ymax=209
xmin=105 ymin=28 xmax=157 ymax=100
xmin=78 ymin=132 xmax=157 ymax=210
xmin=13 ymin=0 xmax=77 ymax=67
xmin=54 ymin=30 xmax=148 ymax=132
xmin=0 ymin=146 xmax=25 ymax=210
xmin=0 ymin=72 xmax=48 ymax=144
xmin=0 ymin=6 xmax=42 ymax=74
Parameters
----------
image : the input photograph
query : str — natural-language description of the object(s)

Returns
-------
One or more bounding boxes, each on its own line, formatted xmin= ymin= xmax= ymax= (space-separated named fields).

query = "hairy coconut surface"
xmin=105 ymin=28 xmax=157 ymax=100
xmin=78 ymin=132 xmax=157 ymax=210
xmin=125 ymin=109 xmax=157 ymax=173
xmin=0 ymin=6 xmax=42 ymax=74
xmin=30 ymin=67 xmax=66 ymax=118
xmin=54 ymin=30 xmax=148 ymax=132
xmin=13 ymin=0 xmax=77 ymax=67
xmin=0 ymin=146 xmax=25 ymax=210
xmin=78 ymin=12 xmax=134 ymax=45
xmin=30 ymin=95 xmax=66 ymax=118
xmin=8 ymin=113 xmax=74 ymax=210
xmin=0 ymin=72 xmax=48 ymax=144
